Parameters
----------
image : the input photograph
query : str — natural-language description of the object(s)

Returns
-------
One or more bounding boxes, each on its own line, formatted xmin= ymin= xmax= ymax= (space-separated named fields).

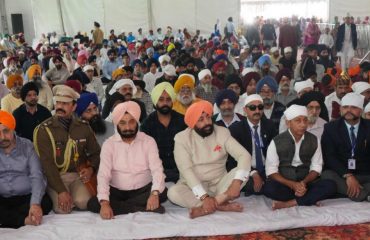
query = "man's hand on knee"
xmin=225 ymin=179 xmax=242 ymax=201
xmin=58 ymin=191 xmax=73 ymax=213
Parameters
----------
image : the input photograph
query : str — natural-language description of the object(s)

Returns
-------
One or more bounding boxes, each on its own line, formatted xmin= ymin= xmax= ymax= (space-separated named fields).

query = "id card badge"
xmin=348 ymin=159 xmax=356 ymax=170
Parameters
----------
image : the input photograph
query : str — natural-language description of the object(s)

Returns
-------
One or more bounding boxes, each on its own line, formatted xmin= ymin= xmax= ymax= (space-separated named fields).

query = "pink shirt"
xmin=97 ymin=132 xmax=166 ymax=201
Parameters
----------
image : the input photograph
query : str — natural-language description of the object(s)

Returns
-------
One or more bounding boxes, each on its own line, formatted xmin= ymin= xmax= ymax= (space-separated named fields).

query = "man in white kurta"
xmin=168 ymin=101 xmax=251 ymax=218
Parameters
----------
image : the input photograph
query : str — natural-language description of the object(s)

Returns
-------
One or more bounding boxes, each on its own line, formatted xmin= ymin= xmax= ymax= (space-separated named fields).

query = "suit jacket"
xmin=322 ymin=118 xmax=370 ymax=176
xmin=228 ymin=116 xmax=277 ymax=171
xmin=269 ymin=101 xmax=286 ymax=132
xmin=335 ymin=23 xmax=357 ymax=51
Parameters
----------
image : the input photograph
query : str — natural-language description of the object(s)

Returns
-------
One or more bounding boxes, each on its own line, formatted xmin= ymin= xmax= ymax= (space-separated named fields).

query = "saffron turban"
xmin=151 ymin=82 xmax=176 ymax=105
xmin=184 ymin=100 xmax=213 ymax=128
xmin=112 ymin=101 xmax=141 ymax=125
xmin=27 ymin=64 xmax=42 ymax=80
xmin=6 ymin=74 xmax=23 ymax=89
xmin=174 ymin=74 xmax=195 ymax=93
xmin=112 ymin=68 xmax=126 ymax=80
xmin=0 ymin=110 xmax=16 ymax=130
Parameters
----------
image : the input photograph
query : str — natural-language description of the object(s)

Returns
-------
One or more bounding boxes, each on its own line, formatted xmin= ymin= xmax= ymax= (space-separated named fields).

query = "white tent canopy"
xmin=2 ymin=0 xmax=370 ymax=42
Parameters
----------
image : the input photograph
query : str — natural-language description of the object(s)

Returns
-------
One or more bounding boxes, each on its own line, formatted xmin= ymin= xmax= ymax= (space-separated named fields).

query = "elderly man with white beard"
xmin=172 ymin=74 xmax=201 ymax=115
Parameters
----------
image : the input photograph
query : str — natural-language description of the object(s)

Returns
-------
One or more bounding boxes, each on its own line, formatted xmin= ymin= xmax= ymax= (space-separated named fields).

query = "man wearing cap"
xmin=42 ymin=55 xmax=70 ymax=86
xmin=155 ymin=64 xmax=178 ymax=86
xmin=143 ymin=58 xmax=163 ymax=93
xmin=103 ymin=79 xmax=147 ymax=122
xmin=33 ymin=85 xmax=101 ymax=214
xmin=264 ymin=105 xmax=336 ymax=210
xmin=0 ymin=110 xmax=52 ymax=228
xmin=1 ymin=74 xmax=24 ymax=114
xmin=173 ymin=74 xmax=201 ymax=115
xmin=83 ymin=65 xmax=104 ymax=104
xmin=13 ymin=82 xmax=51 ymax=142
xmin=76 ymin=92 xmax=114 ymax=146
xmin=168 ymin=100 xmax=251 ymax=218
xmin=352 ymin=82 xmax=370 ymax=106
xmin=324 ymin=75 xmax=351 ymax=121
xmin=27 ymin=64 xmax=54 ymax=111
xmin=279 ymin=47 xmax=297 ymax=72
xmin=336 ymin=13 xmax=357 ymax=70
xmin=322 ymin=93 xmax=370 ymax=202
xmin=87 ymin=101 xmax=167 ymax=219
xmin=195 ymin=69 xmax=219 ymax=104
xmin=256 ymin=76 xmax=286 ymax=131
xmin=141 ymin=82 xmax=187 ymax=182
xmin=213 ymin=89 xmax=245 ymax=128
xmin=229 ymin=94 xmax=277 ymax=195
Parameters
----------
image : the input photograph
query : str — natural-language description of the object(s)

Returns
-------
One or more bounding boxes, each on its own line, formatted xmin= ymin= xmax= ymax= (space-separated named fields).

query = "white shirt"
xmin=344 ymin=24 xmax=352 ymax=42
xmin=213 ymin=94 xmax=246 ymax=116
xmin=263 ymin=103 xmax=274 ymax=119
xmin=318 ymin=33 xmax=334 ymax=48
xmin=325 ymin=91 xmax=341 ymax=121
xmin=247 ymin=119 xmax=265 ymax=176
xmin=143 ymin=71 xmax=163 ymax=93
xmin=215 ymin=113 xmax=241 ymax=128
xmin=265 ymin=130 xmax=323 ymax=177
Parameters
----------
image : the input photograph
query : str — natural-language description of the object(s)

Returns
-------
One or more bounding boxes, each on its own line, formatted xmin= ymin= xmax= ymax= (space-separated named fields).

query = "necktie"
xmin=350 ymin=126 xmax=356 ymax=156
xmin=253 ymin=125 xmax=264 ymax=174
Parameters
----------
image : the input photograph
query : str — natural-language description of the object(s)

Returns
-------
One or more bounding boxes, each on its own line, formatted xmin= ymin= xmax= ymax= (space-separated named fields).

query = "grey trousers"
xmin=321 ymin=169 xmax=370 ymax=202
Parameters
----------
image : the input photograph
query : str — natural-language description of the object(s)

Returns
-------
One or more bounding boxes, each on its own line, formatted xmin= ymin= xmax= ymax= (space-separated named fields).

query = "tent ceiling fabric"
xmin=29 ymin=0 xmax=240 ymax=38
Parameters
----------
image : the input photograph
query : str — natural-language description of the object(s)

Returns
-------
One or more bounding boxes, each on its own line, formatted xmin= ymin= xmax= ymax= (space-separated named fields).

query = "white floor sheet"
xmin=1 ymin=195 xmax=370 ymax=240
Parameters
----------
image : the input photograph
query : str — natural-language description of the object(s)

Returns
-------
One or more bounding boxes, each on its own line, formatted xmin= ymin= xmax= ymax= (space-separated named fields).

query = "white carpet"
xmin=1 ymin=196 xmax=370 ymax=240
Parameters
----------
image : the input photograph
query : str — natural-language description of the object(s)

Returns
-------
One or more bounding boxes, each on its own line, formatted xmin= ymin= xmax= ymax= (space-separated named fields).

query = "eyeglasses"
xmin=246 ymin=104 xmax=264 ymax=111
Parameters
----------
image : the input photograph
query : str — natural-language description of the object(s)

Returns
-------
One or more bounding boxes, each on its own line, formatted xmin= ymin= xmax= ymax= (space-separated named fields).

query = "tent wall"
xmin=329 ymin=0 xmax=370 ymax=22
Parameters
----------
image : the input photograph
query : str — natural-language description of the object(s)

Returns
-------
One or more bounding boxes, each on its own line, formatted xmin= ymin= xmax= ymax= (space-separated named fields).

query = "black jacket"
xmin=335 ymin=23 xmax=357 ymax=52
xmin=228 ymin=117 xmax=277 ymax=171
xmin=322 ymin=118 xmax=370 ymax=176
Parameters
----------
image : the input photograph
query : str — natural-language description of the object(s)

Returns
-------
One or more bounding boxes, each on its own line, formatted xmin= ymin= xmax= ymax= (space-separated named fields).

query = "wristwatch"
xmin=151 ymin=190 xmax=159 ymax=196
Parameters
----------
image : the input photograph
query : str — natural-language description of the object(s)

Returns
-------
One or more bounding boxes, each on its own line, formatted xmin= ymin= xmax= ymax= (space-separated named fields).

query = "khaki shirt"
xmin=34 ymin=116 xmax=101 ymax=193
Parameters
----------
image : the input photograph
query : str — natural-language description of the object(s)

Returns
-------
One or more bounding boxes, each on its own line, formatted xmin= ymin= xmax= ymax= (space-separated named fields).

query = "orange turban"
xmin=112 ymin=68 xmax=126 ymax=80
xmin=174 ymin=74 xmax=195 ymax=93
xmin=6 ymin=74 xmax=23 ymax=89
xmin=27 ymin=64 xmax=42 ymax=80
xmin=0 ymin=110 xmax=16 ymax=130
xmin=184 ymin=100 xmax=213 ymax=128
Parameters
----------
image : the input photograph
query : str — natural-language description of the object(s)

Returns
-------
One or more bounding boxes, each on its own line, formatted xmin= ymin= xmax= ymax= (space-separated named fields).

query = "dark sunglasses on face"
xmin=247 ymin=104 xmax=264 ymax=111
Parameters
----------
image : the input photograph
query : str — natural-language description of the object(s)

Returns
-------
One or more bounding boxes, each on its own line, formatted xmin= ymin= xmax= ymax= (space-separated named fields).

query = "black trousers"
xmin=87 ymin=183 xmax=167 ymax=215
xmin=264 ymin=179 xmax=337 ymax=206
xmin=0 ymin=194 xmax=52 ymax=228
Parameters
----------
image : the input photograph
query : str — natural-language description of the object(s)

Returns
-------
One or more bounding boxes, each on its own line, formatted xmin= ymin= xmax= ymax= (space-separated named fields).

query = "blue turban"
xmin=258 ymin=54 xmax=272 ymax=67
xmin=256 ymin=76 xmax=278 ymax=93
xmin=76 ymin=92 xmax=99 ymax=116
xmin=215 ymin=89 xmax=238 ymax=107
xmin=215 ymin=54 xmax=228 ymax=62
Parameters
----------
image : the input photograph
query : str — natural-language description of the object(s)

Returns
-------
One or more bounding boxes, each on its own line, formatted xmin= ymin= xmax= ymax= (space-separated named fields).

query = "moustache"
xmin=56 ymin=109 xmax=66 ymax=114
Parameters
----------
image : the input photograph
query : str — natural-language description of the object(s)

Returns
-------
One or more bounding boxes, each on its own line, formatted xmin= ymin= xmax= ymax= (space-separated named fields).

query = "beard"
xmin=343 ymin=112 xmax=360 ymax=121
xmin=220 ymin=108 xmax=234 ymax=117
xmin=194 ymin=124 xmax=214 ymax=138
xmin=280 ymin=83 xmax=290 ymax=91
xmin=201 ymin=83 xmax=212 ymax=93
xmin=263 ymin=97 xmax=274 ymax=106
xmin=157 ymin=105 xmax=172 ymax=115
xmin=216 ymin=73 xmax=225 ymax=80
xmin=308 ymin=115 xmax=318 ymax=124
xmin=26 ymin=99 xmax=38 ymax=107
xmin=178 ymin=94 xmax=194 ymax=106
xmin=117 ymin=124 xmax=139 ymax=139
xmin=89 ymin=114 xmax=107 ymax=134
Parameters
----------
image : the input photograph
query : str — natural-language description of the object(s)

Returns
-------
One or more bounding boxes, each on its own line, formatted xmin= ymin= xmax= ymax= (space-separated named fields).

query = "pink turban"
xmin=112 ymin=101 xmax=141 ymax=125
xmin=184 ymin=101 xmax=213 ymax=129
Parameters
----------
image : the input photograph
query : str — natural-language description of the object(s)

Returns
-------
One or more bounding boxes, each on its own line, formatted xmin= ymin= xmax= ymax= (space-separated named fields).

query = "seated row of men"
xmin=1 ymin=81 xmax=370 ymax=228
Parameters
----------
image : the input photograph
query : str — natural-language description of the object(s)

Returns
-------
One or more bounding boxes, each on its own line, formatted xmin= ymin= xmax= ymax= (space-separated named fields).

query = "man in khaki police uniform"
xmin=34 ymin=85 xmax=101 ymax=214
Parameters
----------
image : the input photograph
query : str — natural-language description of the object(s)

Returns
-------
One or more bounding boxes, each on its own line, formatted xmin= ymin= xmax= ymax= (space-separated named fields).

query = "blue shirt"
xmin=102 ymin=58 xmax=122 ymax=80
xmin=0 ymin=136 xmax=46 ymax=204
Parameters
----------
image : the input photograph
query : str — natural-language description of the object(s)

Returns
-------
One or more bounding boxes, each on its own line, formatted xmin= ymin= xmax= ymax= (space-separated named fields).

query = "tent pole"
xmin=57 ymin=0 xmax=66 ymax=35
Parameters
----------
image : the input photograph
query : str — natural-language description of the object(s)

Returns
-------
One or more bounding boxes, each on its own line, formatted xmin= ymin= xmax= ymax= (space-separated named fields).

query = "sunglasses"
xmin=247 ymin=104 xmax=264 ymax=111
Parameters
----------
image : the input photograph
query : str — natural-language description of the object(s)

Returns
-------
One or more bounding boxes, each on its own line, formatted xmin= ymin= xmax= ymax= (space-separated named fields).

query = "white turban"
xmin=365 ymin=102 xmax=370 ymax=113
xmin=341 ymin=92 xmax=364 ymax=109
xmin=351 ymin=82 xmax=370 ymax=95
xmin=294 ymin=79 xmax=314 ymax=94
xmin=284 ymin=47 xmax=293 ymax=54
xmin=158 ymin=54 xmax=171 ymax=65
xmin=270 ymin=47 xmax=279 ymax=54
xmin=198 ymin=69 xmax=212 ymax=81
xmin=83 ymin=65 xmax=94 ymax=72
xmin=241 ymin=67 xmax=256 ymax=77
xmin=284 ymin=104 xmax=308 ymax=120
xmin=109 ymin=79 xmax=137 ymax=96
xmin=244 ymin=94 xmax=263 ymax=106
xmin=163 ymin=64 xmax=177 ymax=77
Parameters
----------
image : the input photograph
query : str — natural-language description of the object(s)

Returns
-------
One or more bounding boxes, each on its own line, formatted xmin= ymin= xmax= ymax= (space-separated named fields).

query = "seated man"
xmin=34 ymin=85 xmax=101 ymax=214
xmin=229 ymin=94 xmax=277 ymax=195
xmin=87 ymin=101 xmax=167 ymax=219
xmin=213 ymin=89 xmax=245 ymax=128
xmin=0 ymin=111 xmax=52 ymax=228
xmin=76 ymin=92 xmax=114 ymax=146
xmin=168 ymin=101 xmax=251 ymax=219
xmin=173 ymin=74 xmax=201 ymax=115
xmin=322 ymin=93 xmax=370 ymax=202
xmin=264 ymin=105 xmax=336 ymax=210
xmin=141 ymin=82 xmax=187 ymax=182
